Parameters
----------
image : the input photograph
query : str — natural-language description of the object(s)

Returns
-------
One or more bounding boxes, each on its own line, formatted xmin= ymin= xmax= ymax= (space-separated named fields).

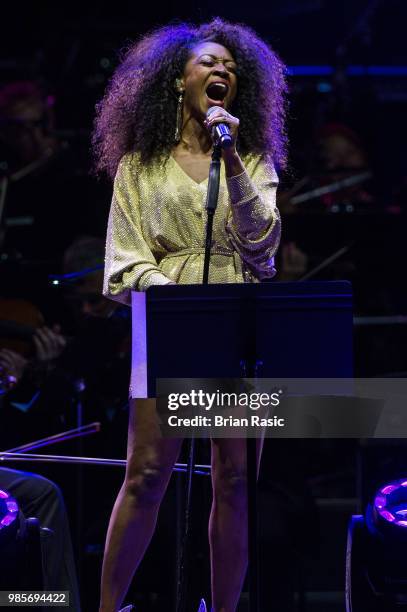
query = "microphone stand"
xmin=176 ymin=143 xmax=222 ymax=612
xmin=203 ymin=144 xmax=222 ymax=284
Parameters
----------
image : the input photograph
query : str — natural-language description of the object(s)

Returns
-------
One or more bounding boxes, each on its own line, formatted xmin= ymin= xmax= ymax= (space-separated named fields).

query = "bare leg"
xmin=209 ymin=438 xmax=263 ymax=612
xmin=99 ymin=399 xmax=183 ymax=612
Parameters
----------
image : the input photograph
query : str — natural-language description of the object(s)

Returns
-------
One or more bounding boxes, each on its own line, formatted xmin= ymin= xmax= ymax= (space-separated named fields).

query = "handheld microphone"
xmin=206 ymin=106 xmax=233 ymax=149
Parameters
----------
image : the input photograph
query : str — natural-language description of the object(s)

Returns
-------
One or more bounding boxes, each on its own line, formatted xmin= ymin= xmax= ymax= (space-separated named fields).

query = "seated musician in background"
xmin=315 ymin=122 xmax=374 ymax=211
xmin=0 ymin=81 xmax=110 ymax=263
xmin=0 ymin=236 xmax=131 ymax=611
xmin=0 ymin=321 xmax=79 ymax=609
xmin=0 ymin=81 xmax=59 ymax=172
xmin=0 ymin=467 xmax=81 ymax=611
xmin=0 ymin=235 xmax=130 ymax=437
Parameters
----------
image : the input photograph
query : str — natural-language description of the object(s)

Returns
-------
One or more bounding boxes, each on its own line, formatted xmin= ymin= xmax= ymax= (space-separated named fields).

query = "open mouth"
xmin=205 ymin=82 xmax=229 ymax=106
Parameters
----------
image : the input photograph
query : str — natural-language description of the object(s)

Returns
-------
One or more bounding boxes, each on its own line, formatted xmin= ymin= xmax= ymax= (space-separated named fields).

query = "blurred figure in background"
xmin=315 ymin=122 xmax=374 ymax=211
xmin=0 ymin=81 xmax=110 ymax=264
xmin=0 ymin=236 xmax=131 ymax=611
xmin=0 ymin=235 xmax=130 ymax=441
xmin=0 ymin=81 xmax=58 ymax=171
xmin=317 ymin=123 xmax=368 ymax=172
xmin=276 ymin=241 xmax=308 ymax=281
xmin=62 ymin=237 xmax=117 ymax=321
xmin=0 ymin=467 xmax=81 ymax=611
xmin=0 ymin=296 xmax=66 ymax=443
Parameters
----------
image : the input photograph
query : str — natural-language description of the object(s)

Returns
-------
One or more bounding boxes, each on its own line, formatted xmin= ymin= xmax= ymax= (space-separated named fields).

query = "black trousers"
xmin=0 ymin=468 xmax=81 ymax=612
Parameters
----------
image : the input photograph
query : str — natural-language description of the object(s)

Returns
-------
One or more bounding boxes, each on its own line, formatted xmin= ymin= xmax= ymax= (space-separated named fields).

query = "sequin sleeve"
xmin=225 ymin=156 xmax=281 ymax=280
xmin=103 ymin=155 xmax=174 ymax=304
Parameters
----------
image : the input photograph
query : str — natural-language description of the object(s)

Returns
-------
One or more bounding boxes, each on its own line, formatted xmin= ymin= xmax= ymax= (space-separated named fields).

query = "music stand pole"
xmin=177 ymin=143 xmax=222 ymax=612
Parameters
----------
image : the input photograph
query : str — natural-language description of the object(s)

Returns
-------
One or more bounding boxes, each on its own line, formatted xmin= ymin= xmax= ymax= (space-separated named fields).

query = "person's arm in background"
xmin=0 ymin=326 xmax=66 ymax=402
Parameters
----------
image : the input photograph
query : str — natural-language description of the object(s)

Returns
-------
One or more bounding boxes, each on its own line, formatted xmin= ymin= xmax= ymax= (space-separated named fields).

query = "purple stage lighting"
xmin=346 ymin=477 xmax=407 ymax=610
xmin=0 ymin=489 xmax=19 ymax=531
xmin=373 ymin=478 xmax=407 ymax=529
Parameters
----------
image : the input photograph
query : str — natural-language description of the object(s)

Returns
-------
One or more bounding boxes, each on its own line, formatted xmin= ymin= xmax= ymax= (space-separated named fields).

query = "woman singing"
xmin=93 ymin=17 xmax=287 ymax=612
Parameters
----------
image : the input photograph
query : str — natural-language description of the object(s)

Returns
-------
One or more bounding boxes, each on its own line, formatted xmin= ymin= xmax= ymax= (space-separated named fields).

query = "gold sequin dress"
xmin=103 ymin=152 xmax=281 ymax=304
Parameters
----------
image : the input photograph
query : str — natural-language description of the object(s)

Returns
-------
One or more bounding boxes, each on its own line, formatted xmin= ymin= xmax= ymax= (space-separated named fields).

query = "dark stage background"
xmin=0 ymin=1 xmax=406 ymax=610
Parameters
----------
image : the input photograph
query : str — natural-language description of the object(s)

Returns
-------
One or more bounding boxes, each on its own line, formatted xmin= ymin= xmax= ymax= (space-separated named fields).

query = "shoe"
xmin=198 ymin=600 xmax=207 ymax=612
xmin=119 ymin=606 xmax=134 ymax=612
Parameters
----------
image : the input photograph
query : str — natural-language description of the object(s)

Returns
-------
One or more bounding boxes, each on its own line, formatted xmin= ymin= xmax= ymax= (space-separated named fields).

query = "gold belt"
xmin=161 ymin=247 xmax=234 ymax=259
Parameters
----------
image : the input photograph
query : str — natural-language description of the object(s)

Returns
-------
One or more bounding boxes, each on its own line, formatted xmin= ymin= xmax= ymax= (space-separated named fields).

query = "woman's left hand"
xmin=204 ymin=108 xmax=239 ymax=152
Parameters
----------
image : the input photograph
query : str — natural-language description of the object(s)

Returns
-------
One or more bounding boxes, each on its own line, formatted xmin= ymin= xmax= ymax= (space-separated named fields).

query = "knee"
xmin=213 ymin=468 xmax=247 ymax=509
xmin=124 ymin=464 xmax=168 ymax=508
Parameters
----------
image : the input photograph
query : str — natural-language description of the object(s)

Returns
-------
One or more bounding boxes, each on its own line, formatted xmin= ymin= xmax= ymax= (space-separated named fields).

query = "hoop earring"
xmin=174 ymin=91 xmax=184 ymax=143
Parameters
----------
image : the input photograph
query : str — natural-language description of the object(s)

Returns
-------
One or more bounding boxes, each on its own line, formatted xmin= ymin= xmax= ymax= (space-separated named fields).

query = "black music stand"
xmin=131 ymin=280 xmax=353 ymax=611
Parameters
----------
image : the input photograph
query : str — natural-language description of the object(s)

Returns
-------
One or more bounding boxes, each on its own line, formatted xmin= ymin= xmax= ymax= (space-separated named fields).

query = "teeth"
xmin=211 ymin=83 xmax=227 ymax=92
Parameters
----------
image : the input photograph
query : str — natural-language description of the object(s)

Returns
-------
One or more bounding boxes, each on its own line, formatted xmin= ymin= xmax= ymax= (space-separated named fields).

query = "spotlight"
xmin=0 ymin=488 xmax=43 ymax=590
xmin=0 ymin=489 xmax=19 ymax=537
xmin=373 ymin=480 xmax=407 ymax=530
xmin=0 ymin=488 xmax=21 ymax=589
xmin=346 ymin=478 xmax=407 ymax=611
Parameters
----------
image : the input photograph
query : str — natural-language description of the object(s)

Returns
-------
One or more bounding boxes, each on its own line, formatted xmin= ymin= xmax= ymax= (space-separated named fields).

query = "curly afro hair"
xmin=92 ymin=18 xmax=288 ymax=179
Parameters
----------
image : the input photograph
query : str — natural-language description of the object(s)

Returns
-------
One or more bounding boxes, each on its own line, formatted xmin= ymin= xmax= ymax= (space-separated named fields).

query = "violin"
xmin=0 ymin=297 xmax=67 ymax=394
xmin=0 ymin=297 xmax=44 ymax=357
